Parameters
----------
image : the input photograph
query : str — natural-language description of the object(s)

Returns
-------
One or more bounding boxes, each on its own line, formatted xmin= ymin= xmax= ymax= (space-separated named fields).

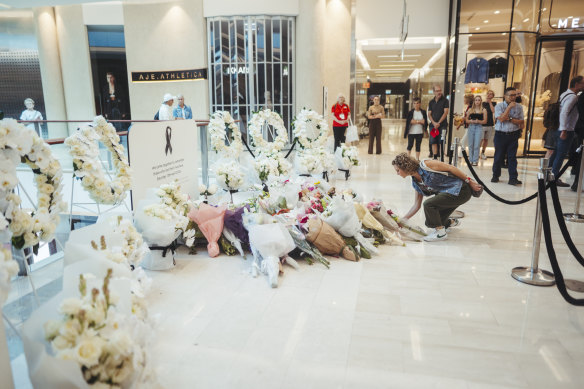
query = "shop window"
xmin=459 ymin=0 xmax=513 ymax=34
xmin=207 ymin=16 xmax=295 ymax=141
xmin=512 ymin=0 xmax=540 ymax=32
xmin=541 ymin=0 xmax=584 ymax=34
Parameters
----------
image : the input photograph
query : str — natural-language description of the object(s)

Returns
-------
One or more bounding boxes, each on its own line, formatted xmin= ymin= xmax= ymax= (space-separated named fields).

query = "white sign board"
xmin=128 ymin=120 xmax=199 ymax=205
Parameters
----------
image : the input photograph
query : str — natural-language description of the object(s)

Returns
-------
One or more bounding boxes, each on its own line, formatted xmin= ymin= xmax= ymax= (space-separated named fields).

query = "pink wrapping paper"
xmin=188 ymin=203 xmax=226 ymax=257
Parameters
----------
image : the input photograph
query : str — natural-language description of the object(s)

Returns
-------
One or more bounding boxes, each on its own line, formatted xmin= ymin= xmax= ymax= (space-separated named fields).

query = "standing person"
xmin=102 ymin=72 xmax=126 ymax=131
xmin=465 ymin=95 xmax=487 ymax=166
xmin=367 ymin=96 xmax=384 ymax=154
xmin=331 ymin=93 xmax=350 ymax=151
xmin=392 ymin=152 xmax=482 ymax=242
xmin=157 ymin=93 xmax=175 ymax=121
xmin=404 ymin=97 xmax=428 ymax=160
xmin=427 ymin=85 xmax=449 ymax=160
xmin=173 ymin=94 xmax=193 ymax=120
xmin=480 ymin=90 xmax=497 ymax=159
xmin=491 ymin=87 xmax=524 ymax=185
xmin=549 ymin=76 xmax=584 ymax=187
xmin=457 ymin=94 xmax=473 ymax=159
xmin=570 ymin=92 xmax=584 ymax=192
xmin=20 ymin=98 xmax=43 ymax=136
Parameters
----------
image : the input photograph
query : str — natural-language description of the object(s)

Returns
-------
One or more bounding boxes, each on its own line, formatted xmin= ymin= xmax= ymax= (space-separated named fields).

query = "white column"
xmin=123 ymin=0 xmax=208 ymax=120
xmin=33 ymin=7 xmax=68 ymax=139
xmin=55 ymin=5 xmax=95 ymax=134
xmin=296 ymin=0 xmax=326 ymax=113
xmin=324 ymin=0 xmax=351 ymax=121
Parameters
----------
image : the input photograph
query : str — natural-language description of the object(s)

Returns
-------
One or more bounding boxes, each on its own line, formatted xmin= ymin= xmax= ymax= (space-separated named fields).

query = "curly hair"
xmin=392 ymin=152 xmax=420 ymax=174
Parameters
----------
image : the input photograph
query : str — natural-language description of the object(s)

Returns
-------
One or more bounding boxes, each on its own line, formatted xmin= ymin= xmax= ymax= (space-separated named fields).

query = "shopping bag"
xmin=346 ymin=117 xmax=358 ymax=143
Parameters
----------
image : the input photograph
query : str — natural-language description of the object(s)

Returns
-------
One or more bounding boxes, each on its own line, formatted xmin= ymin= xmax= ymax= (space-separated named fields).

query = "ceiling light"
xmin=484 ymin=20 xmax=489 ymax=23
xmin=542 ymin=8 xmax=547 ymax=11
xmin=523 ymin=18 xmax=529 ymax=22
xmin=377 ymin=54 xmax=421 ymax=58
xmin=569 ymin=16 xmax=573 ymax=18
xmin=379 ymin=60 xmax=418 ymax=63
xmin=379 ymin=64 xmax=415 ymax=67
xmin=469 ymin=34 xmax=473 ymax=37
xmin=494 ymin=10 xmax=500 ymax=14
xmin=502 ymin=32 xmax=507 ymax=35
xmin=475 ymin=27 xmax=480 ymax=30
xmin=552 ymin=24 xmax=557 ymax=27
xmin=512 ymin=27 xmax=516 ymax=30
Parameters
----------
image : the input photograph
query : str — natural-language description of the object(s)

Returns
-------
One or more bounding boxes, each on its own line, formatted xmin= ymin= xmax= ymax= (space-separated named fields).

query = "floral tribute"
xmin=292 ymin=108 xmax=328 ymax=149
xmin=208 ymin=111 xmax=243 ymax=158
xmin=44 ymin=270 xmax=145 ymax=388
xmin=215 ymin=159 xmax=245 ymax=191
xmin=65 ymin=116 xmax=131 ymax=205
xmin=0 ymin=118 xmax=65 ymax=249
xmin=247 ymin=109 xmax=289 ymax=153
xmin=336 ymin=143 xmax=360 ymax=169
xmin=0 ymin=247 xmax=18 ymax=305
xmin=254 ymin=151 xmax=291 ymax=182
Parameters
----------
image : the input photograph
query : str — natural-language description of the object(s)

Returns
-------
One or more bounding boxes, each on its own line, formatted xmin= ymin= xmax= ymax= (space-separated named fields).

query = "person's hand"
xmin=470 ymin=181 xmax=482 ymax=192
xmin=508 ymin=101 xmax=516 ymax=109
xmin=560 ymin=130 xmax=568 ymax=140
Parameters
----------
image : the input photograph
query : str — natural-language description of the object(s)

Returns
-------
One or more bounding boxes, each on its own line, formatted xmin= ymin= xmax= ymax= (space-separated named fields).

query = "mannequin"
xmin=20 ymin=98 xmax=44 ymax=137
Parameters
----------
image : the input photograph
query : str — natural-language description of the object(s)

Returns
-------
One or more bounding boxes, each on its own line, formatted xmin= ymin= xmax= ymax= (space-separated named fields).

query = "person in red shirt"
xmin=331 ymin=93 xmax=350 ymax=150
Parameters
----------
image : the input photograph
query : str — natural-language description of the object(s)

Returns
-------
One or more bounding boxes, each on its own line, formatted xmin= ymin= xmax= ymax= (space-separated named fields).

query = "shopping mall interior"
xmin=1 ymin=0 xmax=584 ymax=388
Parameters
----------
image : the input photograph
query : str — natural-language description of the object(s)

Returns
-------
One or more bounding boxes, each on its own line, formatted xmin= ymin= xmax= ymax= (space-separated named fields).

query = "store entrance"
xmin=527 ymin=38 xmax=584 ymax=155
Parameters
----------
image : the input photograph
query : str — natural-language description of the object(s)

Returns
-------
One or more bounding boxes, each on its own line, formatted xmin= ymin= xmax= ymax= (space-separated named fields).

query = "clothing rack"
xmin=463 ymin=51 xmax=516 ymax=86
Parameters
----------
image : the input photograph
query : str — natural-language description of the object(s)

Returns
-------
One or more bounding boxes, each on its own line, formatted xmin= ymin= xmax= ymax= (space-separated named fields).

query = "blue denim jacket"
xmin=173 ymin=105 xmax=193 ymax=119
xmin=465 ymin=57 xmax=489 ymax=84
xmin=412 ymin=162 xmax=463 ymax=197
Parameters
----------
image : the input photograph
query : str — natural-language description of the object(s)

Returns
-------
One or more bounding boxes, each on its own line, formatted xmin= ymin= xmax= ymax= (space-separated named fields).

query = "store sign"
xmin=131 ymin=68 xmax=207 ymax=82
xmin=557 ymin=17 xmax=582 ymax=29
xmin=224 ymin=65 xmax=249 ymax=75
xmin=128 ymin=120 xmax=199 ymax=205
xmin=363 ymin=82 xmax=370 ymax=89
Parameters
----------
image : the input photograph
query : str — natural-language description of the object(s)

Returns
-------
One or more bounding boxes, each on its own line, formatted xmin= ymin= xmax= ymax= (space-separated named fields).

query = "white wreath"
xmin=292 ymin=108 xmax=328 ymax=149
xmin=209 ymin=111 xmax=243 ymax=158
xmin=248 ymin=109 xmax=289 ymax=153
xmin=0 ymin=119 xmax=65 ymax=249
xmin=65 ymin=116 xmax=132 ymax=205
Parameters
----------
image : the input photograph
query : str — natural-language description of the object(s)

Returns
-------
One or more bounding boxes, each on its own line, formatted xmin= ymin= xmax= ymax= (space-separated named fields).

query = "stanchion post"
xmin=511 ymin=158 xmax=555 ymax=286
xmin=564 ymin=140 xmax=584 ymax=223
xmin=451 ymin=137 xmax=460 ymax=167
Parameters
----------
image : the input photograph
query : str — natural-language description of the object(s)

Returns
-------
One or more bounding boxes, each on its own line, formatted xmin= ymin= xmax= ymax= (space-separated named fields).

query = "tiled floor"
xmin=7 ymin=121 xmax=584 ymax=388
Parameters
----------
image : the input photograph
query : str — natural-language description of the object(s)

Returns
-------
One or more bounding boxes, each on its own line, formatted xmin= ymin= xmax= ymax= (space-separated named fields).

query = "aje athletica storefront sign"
xmin=131 ymin=68 xmax=207 ymax=82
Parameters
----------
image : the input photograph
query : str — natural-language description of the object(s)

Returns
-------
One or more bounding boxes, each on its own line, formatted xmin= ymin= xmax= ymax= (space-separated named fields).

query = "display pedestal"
xmin=0 ymin=319 xmax=15 ymax=389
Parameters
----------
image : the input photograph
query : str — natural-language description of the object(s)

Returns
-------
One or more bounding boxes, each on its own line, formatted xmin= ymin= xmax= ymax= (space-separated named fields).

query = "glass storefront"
xmin=207 ymin=15 xmax=295 ymax=142
xmin=449 ymin=0 xmax=584 ymax=156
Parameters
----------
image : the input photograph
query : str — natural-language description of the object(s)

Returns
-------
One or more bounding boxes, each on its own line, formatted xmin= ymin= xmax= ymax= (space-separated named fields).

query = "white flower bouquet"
xmin=0 ymin=247 xmax=18 ymax=305
xmin=254 ymin=151 xmax=291 ymax=182
xmin=335 ymin=143 xmax=360 ymax=170
xmin=294 ymin=150 xmax=323 ymax=176
xmin=291 ymin=108 xmax=328 ymax=150
xmin=22 ymin=269 xmax=151 ymax=389
xmin=213 ymin=159 xmax=245 ymax=191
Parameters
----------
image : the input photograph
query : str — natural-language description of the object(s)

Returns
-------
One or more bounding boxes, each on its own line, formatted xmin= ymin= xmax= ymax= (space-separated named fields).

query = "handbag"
xmin=346 ymin=117 xmax=359 ymax=143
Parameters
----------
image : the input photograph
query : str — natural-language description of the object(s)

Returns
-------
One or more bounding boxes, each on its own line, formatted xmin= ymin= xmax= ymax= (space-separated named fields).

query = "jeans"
xmin=423 ymin=183 xmax=472 ymax=228
xmin=492 ymin=130 xmax=520 ymax=180
xmin=549 ymin=131 xmax=575 ymax=178
xmin=467 ymin=124 xmax=483 ymax=163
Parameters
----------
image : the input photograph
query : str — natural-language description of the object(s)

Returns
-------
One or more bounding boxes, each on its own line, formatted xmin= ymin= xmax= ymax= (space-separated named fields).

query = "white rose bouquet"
xmin=214 ymin=159 xmax=245 ymax=191
xmin=295 ymin=149 xmax=322 ymax=175
xmin=335 ymin=143 xmax=360 ymax=170
xmin=254 ymin=151 xmax=291 ymax=182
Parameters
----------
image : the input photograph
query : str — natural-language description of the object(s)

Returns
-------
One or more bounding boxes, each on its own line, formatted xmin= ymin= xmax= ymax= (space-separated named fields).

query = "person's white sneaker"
xmin=480 ymin=153 xmax=487 ymax=160
xmin=423 ymin=229 xmax=448 ymax=242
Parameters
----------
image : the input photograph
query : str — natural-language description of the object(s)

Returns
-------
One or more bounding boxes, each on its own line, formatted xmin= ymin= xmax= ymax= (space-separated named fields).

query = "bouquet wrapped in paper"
xmin=283 ymin=223 xmax=330 ymax=268
xmin=268 ymin=178 xmax=301 ymax=211
xmin=22 ymin=268 xmax=157 ymax=389
xmin=323 ymin=197 xmax=377 ymax=254
xmin=187 ymin=203 xmax=226 ymax=257
xmin=387 ymin=207 xmax=427 ymax=241
xmin=247 ymin=222 xmax=295 ymax=288
xmin=335 ymin=143 xmax=360 ymax=170
xmin=354 ymin=203 xmax=404 ymax=246
xmin=213 ymin=158 xmax=246 ymax=191
xmin=305 ymin=218 xmax=357 ymax=261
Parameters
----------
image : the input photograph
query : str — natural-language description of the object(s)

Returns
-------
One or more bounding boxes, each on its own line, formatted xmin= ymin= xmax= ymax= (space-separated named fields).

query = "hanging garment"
xmin=465 ymin=57 xmax=490 ymax=84
xmin=488 ymin=57 xmax=508 ymax=81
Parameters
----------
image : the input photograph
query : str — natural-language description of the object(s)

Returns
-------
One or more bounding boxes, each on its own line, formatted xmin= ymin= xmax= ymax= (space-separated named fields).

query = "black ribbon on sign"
xmin=165 ymin=126 xmax=173 ymax=155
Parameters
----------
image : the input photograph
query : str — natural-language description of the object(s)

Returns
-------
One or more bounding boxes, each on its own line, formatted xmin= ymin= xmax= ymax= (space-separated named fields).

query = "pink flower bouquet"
xmin=188 ymin=203 xmax=227 ymax=257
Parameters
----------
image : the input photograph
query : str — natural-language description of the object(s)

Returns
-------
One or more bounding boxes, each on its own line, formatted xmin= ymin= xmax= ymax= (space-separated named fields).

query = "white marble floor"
xmin=10 ymin=122 xmax=584 ymax=388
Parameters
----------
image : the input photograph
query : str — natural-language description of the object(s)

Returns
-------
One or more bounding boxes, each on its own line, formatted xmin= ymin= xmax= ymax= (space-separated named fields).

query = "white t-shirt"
xmin=20 ymin=109 xmax=43 ymax=130
xmin=158 ymin=104 xmax=173 ymax=121
xmin=409 ymin=110 xmax=424 ymax=135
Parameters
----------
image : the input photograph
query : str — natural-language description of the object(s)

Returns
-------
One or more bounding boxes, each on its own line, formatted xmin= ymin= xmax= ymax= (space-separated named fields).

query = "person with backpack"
xmin=392 ymin=152 xmax=482 ymax=242
xmin=548 ymin=75 xmax=584 ymax=187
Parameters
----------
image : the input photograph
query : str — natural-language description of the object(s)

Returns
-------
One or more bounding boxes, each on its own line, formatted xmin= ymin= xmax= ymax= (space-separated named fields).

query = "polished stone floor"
xmin=7 ymin=121 xmax=584 ymax=388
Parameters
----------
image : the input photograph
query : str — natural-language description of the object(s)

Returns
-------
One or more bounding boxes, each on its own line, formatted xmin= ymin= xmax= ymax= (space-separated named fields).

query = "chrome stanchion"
xmin=564 ymin=142 xmax=584 ymax=223
xmin=511 ymin=158 xmax=555 ymax=286
xmin=450 ymin=137 xmax=465 ymax=219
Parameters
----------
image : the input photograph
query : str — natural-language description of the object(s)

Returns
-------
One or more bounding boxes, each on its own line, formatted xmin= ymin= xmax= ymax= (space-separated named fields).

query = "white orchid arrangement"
xmin=44 ymin=269 xmax=145 ymax=389
xmin=316 ymin=146 xmax=336 ymax=173
xmin=247 ymin=109 xmax=289 ymax=153
xmin=292 ymin=108 xmax=328 ymax=149
xmin=208 ymin=111 xmax=243 ymax=158
xmin=254 ymin=151 xmax=291 ymax=182
xmin=0 ymin=247 xmax=18 ymax=306
xmin=198 ymin=183 xmax=218 ymax=197
xmin=0 ymin=118 xmax=65 ymax=250
xmin=65 ymin=116 xmax=132 ymax=205
xmin=144 ymin=181 xmax=191 ymax=243
xmin=214 ymin=160 xmax=245 ymax=191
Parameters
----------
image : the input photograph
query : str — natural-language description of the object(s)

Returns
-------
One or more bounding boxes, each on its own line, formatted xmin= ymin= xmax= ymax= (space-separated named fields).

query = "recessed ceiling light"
xmin=569 ymin=16 xmax=573 ymax=18
xmin=512 ymin=27 xmax=516 ymax=30
xmin=494 ymin=10 xmax=500 ymax=14
xmin=484 ymin=20 xmax=489 ymax=23
xmin=552 ymin=24 xmax=557 ymax=27
xmin=475 ymin=27 xmax=480 ymax=30
xmin=542 ymin=8 xmax=547 ymax=11
xmin=523 ymin=18 xmax=529 ymax=22
xmin=502 ymin=32 xmax=507 ymax=35
xmin=469 ymin=34 xmax=473 ymax=37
